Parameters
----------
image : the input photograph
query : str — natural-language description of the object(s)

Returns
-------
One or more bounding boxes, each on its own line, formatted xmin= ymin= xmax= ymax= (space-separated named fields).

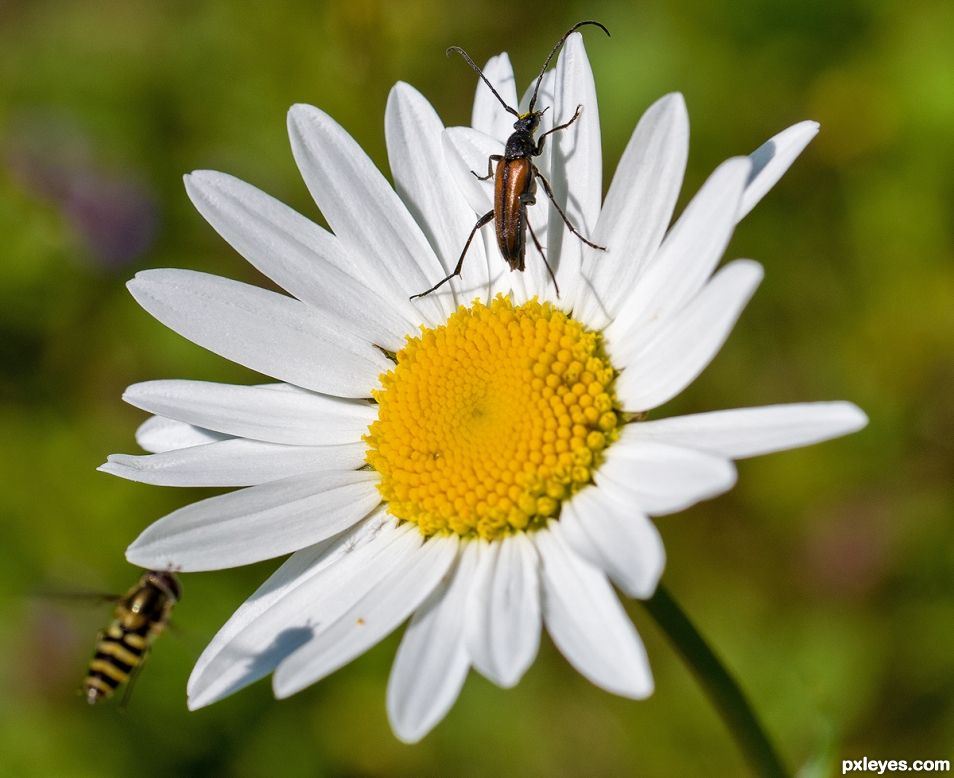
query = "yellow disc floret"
xmin=365 ymin=295 xmax=622 ymax=541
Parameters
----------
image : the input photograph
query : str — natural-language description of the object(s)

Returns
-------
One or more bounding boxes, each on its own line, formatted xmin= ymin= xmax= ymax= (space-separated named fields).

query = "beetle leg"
xmin=533 ymin=105 xmax=583 ymax=155
xmin=410 ymin=210 xmax=495 ymax=299
xmin=472 ymin=154 xmax=503 ymax=181
xmin=533 ymin=168 xmax=605 ymax=251
xmin=526 ymin=219 xmax=560 ymax=297
xmin=519 ymin=172 xmax=537 ymax=207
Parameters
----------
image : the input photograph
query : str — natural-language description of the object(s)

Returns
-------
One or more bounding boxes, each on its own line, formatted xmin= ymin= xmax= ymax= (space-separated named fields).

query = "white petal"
xmin=574 ymin=93 xmax=689 ymax=327
xmin=739 ymin=121 xmax=819 ymax=220
xmin=442 ymin=126 xmax=497 ymax=216
xmin=100 ymin=439 xmax=366 ymax=487
xmin=135 ymin=415 xmax=227 ymax=453
xmin=546 ymin=33 xmax=602 ymax=302
xmin=386 ymin=82 xmax=490 ymax=303
xmin=629 ymin=402 xmax=869 ymax=459
xmin=465 ymin=533 xmax=541 ymax=688
xmin=185 ymin=170 xmax=417 ymax=351
xmin=287 ymin=104 xmax=451 ymax=325
xmin=188 ymin=512 xmax=398 ymax=709
xmin=126 ymin=470 xmax=381 ymax=571
xmin=560 ymin=487 xmax=665 ymax=598
xmin=605 ymin=157 xmax=751 ymax=347
xmin=273 ymin=535 xmax=459 ymax=698
xmin=387 ymin=540 xmax=476 ymax=743
xmin=534 ymin=525 xmax=653 ymax=698
xmin=123 ymin=380 xmax=374 ymax=446
xmin=128 ymin=270 xmax=389 ymax=398
xmin=615 ymin=260 xmax=764 ymax=411
xmin=596 ymin=435 xmax=737 ymax=516
xmin=470 ymin=53 xmax=519 ymax=143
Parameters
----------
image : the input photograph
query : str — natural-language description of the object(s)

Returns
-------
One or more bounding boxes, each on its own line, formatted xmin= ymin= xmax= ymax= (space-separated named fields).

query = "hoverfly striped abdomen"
xmin=84 ymin=570 xmax=180 ymax=705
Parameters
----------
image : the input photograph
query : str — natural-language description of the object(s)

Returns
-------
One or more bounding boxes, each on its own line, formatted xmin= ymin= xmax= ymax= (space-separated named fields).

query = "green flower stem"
xmin=641 ymin=584 xmax=788 ymax=778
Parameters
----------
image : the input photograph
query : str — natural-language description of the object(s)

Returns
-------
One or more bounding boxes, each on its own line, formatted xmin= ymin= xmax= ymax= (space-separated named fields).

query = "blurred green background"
xmin=2 ymin=0 xmax=952 ymax=775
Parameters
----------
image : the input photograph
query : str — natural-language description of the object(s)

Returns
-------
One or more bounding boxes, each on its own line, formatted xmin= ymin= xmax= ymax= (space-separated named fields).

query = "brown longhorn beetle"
xmin=411 ymin=20 xmax=610 ymax=300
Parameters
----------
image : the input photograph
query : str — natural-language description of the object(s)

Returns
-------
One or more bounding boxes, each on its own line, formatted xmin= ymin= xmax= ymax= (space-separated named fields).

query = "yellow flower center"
xmin=365 ymin=295 xmax=622 ymax=541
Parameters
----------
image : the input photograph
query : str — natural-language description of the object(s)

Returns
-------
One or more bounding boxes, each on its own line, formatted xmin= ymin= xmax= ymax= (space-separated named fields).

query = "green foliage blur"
xmin=2 ymin=0 xmax=952 ymax=775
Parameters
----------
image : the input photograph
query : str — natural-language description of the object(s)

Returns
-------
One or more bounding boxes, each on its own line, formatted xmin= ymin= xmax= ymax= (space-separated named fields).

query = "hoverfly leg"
xmin=410 ymin=210 xmax=495 ymax=299
xmin=118 ymin=650 xmax=150 ymax=713
xmin=533 ymin=169 xmax=605 ymax=251
xmin=526 ymin=220 xmax=560 ymax=297
xmin=533 ymin=104 xmax=583 ymax=155
xmin=472 ymin=155 xmax=503 ymax=181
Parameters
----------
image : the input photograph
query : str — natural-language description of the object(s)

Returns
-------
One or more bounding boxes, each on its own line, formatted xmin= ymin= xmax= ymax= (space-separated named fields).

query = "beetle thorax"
xmin=504 ymin=129 xmax=536 ymax=160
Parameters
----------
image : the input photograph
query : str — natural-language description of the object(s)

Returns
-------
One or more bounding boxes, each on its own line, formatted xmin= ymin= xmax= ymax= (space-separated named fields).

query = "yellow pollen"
xmin=364 ymin=295 xmax=623 ymax=541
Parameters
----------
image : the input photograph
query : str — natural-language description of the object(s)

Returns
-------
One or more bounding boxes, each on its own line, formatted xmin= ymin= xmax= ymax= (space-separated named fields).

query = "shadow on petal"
xmin=219 ymin=625 xmax=314 ymax=701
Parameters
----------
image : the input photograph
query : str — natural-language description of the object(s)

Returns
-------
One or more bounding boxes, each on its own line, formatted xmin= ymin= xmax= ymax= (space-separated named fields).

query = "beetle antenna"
xmin=527 ymin=21 xmax=610 ymax=113
xmin=447 ymin=46 xmax=520 ymax=118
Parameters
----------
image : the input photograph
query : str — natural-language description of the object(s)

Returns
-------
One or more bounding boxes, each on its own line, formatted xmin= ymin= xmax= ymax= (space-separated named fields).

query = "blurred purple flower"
xmin=5 ymin=113 xmax=159 ymax=267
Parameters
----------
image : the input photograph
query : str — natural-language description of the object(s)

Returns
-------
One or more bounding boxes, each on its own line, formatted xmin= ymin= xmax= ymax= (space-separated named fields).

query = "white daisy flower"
xmin=102 ymin=32 xmax=867 ymax=743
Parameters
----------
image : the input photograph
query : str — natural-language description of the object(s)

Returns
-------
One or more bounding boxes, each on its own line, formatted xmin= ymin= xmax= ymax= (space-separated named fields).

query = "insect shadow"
xmin=221 ymin=626 xmax=314 ymax=700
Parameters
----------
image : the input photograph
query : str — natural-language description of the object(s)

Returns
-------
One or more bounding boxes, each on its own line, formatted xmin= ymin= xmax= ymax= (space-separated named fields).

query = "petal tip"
xmin=729 ymin=153 xmax=755 ymax=170
xmin=186 ymin=680 xmax=217 ymax=711
xmin=287 ymin=103 xmax=318 ymax=130
xmin=839 ymin=402 xmax=869 ymax=432
xmin=125 ymin=530 xmax=170 ymax=569
xmin=390 ymin=723 xmax=426 ymax=745
xmin=271 ymin=672 xmax=298 ymax=700
xmin=660 ymin=91 xmax=687 ymax=113
xmin=127 ymin=267 xmax=167 ymax=288
xmin=632 ymin=675 xmax=655 ymax=700
xmin=723 ymin=459 xmax=740 ymax=490
xmin=493 ymin=671 xmax=523 ymax=690
xmin=124 ymin=544 xmax=147 ymax=567
xmin=391 ymin=80 xmax=414 ymax=96
xmin=97 ymin=461 xmax=121 ymax=476
xmin=613 ymin=665 xmax=655 ymax=700
xmin=742 ymin=258 xmax=765 ymax=280
xmin=120 ymin=384 xmax=145 ymax=406
xmin=184 ymin=169 xmax=221 ymax=188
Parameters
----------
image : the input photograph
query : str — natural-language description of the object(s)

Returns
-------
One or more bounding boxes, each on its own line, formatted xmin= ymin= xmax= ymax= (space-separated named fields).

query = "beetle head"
xmin=513 ymin=110 xmax=544 ymax=135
